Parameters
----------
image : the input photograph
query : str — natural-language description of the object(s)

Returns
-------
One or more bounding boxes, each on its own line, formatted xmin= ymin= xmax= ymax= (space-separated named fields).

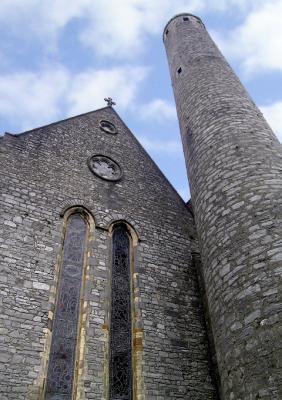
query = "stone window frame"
xmin=177 ymin=66 xmax=182 ymax=75
xmin=43 ymin=206 xmax=94 ymax=400
xmin=99 ymin=119 xmax=118 ymax=135
xmin=87 ymin=154 xmax=123 ymax=182
xmin=106 ymin=221 xmax=144 ymax=400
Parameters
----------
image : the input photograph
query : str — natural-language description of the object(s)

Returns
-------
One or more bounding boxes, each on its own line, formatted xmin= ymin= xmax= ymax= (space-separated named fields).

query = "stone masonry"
xmin=164 ymin=13 xmax=282 ymax=400
xmin=0 ymin=107 xmax=217 ymax=399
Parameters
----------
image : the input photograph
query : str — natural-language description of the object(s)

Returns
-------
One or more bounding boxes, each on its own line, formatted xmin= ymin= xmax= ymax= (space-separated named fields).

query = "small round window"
xmin=88 ymin=155 xmax=122 ymax=181
xmin=99 ymin=120 xmax=117 ymax=134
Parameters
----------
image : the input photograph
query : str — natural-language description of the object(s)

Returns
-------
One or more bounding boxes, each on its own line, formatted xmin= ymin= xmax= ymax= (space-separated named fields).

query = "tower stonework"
xmin=1 ymin=13 xmax=281 ymax=400
xmin=164 ymin=13 xmax=282 ymax=400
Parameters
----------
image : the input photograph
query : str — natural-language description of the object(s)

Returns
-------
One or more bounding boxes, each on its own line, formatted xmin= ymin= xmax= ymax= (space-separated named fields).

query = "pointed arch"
xmin=109 ymin=223 xmax=133 ymax=399
xmin=44 ymin=207 xmax=93 ymax=399
xmin=108 ymin=220 xmax=139 ymax=246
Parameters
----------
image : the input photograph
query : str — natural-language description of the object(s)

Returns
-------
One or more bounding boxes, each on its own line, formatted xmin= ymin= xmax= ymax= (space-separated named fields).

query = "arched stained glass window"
xmin=109 ymin=226 xmax=132 ymax=400
xmin=45 ymin=213 xmax=88 ymax=400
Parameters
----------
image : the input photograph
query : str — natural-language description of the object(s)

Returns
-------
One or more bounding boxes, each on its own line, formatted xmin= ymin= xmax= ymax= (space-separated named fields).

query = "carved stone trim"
xmin=99 ymin=120 xmax=117 ymax=135
xmin=88 ymin=155 xmax=122 ymax=182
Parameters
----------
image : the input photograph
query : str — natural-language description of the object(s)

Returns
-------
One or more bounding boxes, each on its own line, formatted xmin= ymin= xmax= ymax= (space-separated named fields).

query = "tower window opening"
xmin=183 ymin=17 xmax=189 ymax=21
xmin=166 ymin=28 xmax=169 ymax=36
xmin=177 ymin=67 xmax=182 ymax=74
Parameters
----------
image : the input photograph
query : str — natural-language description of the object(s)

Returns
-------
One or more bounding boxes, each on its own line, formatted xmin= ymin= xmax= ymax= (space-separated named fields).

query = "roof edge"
xmin=7 ymin=106 xmax=112 ymax=138
xmin=109 ymin=106 xmax=190 ymax=210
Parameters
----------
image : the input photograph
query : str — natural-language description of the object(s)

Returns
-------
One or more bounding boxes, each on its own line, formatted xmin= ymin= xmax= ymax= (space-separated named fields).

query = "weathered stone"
xmin=0 ymin=105 xmax=215 ymax=399
xmin=0 ymin=11 xmax=280 ymax=400
xmin=164 ymin=12 xmax=282 ymax=400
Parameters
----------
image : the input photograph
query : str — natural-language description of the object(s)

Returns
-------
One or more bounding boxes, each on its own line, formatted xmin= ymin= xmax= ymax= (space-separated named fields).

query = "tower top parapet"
xmin=163 ymin=13 xmax=204 ymax=41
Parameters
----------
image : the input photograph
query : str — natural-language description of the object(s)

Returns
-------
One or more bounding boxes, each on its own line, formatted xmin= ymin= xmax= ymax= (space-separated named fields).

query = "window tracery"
xmin=109 ymin=225 xmax=132 ymax=400
xmin=45 ymin=213 xmax=87 ymax=399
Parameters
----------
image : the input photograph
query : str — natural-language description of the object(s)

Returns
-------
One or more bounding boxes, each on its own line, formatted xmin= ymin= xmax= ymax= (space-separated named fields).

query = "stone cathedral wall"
xmin=0 ymin=107 xmax=217 ymax=399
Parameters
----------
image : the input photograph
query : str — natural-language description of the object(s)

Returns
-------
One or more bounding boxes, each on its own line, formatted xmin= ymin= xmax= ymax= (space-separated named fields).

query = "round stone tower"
xmin=164 ymin=13 xmax=282 ymax=400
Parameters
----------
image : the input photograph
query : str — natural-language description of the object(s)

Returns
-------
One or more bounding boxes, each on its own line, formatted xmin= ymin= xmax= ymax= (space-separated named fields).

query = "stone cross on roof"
xmin=104 ymin=97 xmax=116 ymax=107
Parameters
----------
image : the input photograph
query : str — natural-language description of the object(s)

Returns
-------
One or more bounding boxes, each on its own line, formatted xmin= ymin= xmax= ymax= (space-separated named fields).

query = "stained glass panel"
xmin=109 ymin=226 xmax=132 ymax=400
xmin=45 ymin=214 xmax=87 ymax=400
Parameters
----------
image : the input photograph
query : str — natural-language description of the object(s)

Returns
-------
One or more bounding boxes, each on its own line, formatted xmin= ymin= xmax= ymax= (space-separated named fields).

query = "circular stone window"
xmin=99 ymin=120 xmax=117 ymax=134
xmin=88 ymin=155 xmax=122 ymax=181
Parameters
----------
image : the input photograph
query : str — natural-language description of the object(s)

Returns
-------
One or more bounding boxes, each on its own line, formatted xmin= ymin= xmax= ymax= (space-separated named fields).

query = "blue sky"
xmin=0 ymin=0 xmax=282 ymax=200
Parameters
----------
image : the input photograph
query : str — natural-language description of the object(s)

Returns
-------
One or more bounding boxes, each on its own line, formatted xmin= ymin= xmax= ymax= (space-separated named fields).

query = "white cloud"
xmin=137 ymin=136 xmax=182 ymax=153
xmin=139 ymin=99 xmax=177 ymax=123
xmin=204 ymin=0 xmax=264 ymax=12
xmin=1 ymin=0 xmax=280 ymax=132
xmin=0 ymin=65 xmax=148 ymax=132
xmin=0 ymin=1 xmax=88 ymax=44
xmin=0 ymin=67 xmax=69 ymax=131
xmin=216 ymin=0 xmax=282 ymax=73
xmin=66 ymin=0 xmax=268 ymax=58
xmin=79 ymin=0 xmax=198 ymax=58
xmin=260 ymin=101 xmax=282 ymax=142
xmin=0 ymin=0 xmax=267 ymax=59
xmin=67 ymin=66 xmax=149 ymax=116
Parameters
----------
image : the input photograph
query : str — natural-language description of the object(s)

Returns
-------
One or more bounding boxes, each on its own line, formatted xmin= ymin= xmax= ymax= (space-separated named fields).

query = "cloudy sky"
xmin=0 ymin=0 xmax=282 ymax=200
